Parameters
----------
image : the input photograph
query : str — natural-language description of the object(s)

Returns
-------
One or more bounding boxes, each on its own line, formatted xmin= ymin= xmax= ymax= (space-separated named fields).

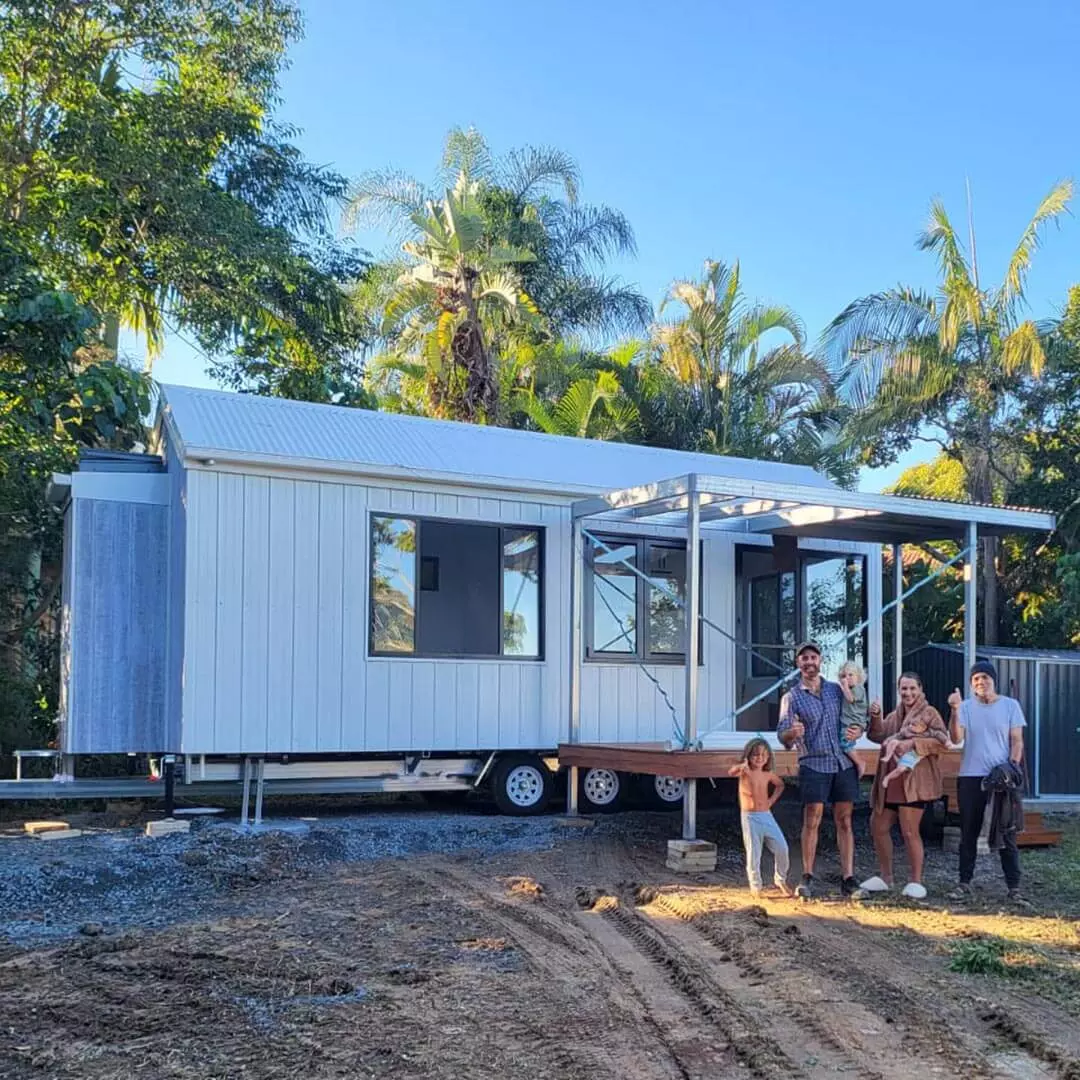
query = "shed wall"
xmin=64 ymin=497 xmax=169 ymax=753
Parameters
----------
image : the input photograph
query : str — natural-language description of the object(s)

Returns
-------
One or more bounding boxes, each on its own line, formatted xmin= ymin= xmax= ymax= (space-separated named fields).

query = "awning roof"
xmin=571 ymin=474 xmax=1056 ymax=543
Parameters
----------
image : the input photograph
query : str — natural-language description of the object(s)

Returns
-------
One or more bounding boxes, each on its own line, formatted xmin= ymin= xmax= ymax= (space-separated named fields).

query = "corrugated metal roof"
xmin=913 ymin=644 xmax=1080 ymax=664
xmin=159 ymin=384 xmax=835 ymax=495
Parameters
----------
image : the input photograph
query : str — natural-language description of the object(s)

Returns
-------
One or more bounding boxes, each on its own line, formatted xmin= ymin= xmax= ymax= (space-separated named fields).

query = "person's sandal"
xmin=947 ymin=883 xmax=973 ymax=902
xmin=1007 ymin=888 xmax=1033 ymax=909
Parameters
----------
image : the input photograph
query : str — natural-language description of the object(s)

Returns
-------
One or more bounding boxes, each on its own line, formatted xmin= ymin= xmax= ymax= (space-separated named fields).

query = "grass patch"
xmin=948 ymin=937 xmax=1008 ymax=975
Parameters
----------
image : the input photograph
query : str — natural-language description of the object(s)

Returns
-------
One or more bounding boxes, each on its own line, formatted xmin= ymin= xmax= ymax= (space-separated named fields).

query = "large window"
xmin=370 ymin=516 xmax=542 ymax=659
xmin=586 ymin=535 xmax=697 ymax=663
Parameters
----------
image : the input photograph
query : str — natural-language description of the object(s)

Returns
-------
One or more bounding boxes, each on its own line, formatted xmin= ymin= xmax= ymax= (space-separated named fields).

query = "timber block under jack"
xmin=666 ymin=839 xmax=717 ymax=873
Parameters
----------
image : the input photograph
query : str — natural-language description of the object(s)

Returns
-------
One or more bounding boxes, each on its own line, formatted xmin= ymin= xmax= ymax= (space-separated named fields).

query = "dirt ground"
xmin=2 ymin=804 xmax=1080 ymax=1080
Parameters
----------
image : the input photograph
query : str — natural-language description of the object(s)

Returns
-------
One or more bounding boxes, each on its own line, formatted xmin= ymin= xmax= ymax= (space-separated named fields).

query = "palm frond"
xmin=343 ymin=170 xmax=431 ymax=235
xmin=822 ymin=288 xmax=938 ymax=361
xmin=477 ymin=270 xmax=524 ymax=308
xmin=998 ymin=179 xmax=1073 ymax=317
xmin=553 ymin=376 xmax=611 ymax=437
xmin=497 ymin=145 xmax=581 ymax=204
xmin=549 ymin=205 xmax=638 ymax=270
xmin=736 ymin=304 xmax=805 ymax=352
xmin=440 ymin=127 xmax=493 ymax=185
xmin=1001 ymin=319 xmax=1048 ymax=378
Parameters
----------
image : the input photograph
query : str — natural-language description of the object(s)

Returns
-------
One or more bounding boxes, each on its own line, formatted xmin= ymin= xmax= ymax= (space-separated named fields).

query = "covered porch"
xmin=559 ymin=472 xmax=1056 ymax=842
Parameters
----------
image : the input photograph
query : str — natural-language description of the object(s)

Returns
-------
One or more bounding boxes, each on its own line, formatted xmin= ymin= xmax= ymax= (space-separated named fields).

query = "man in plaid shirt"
xmin=778 ymin=641 xmax=881 ymax=898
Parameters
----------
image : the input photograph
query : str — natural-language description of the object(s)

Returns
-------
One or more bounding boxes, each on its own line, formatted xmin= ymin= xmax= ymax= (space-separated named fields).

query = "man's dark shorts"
xmin=799 ymin=763 xmax=859 ymax=806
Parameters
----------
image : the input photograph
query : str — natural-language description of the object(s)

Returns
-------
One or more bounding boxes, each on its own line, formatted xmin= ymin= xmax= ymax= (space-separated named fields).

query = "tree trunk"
xmin=964 ymin=441 xmax=999 ymax=645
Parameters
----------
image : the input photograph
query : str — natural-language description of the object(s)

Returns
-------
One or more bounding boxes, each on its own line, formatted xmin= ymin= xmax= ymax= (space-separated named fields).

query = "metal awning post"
xmin=964 ymin=522 xmax=978 ymax=687
xmin=892 ymin=543 xmax=903 ymax=709
xmin=682 ymin=479 xmax=701 ymax=841
xmin=566 ymin=518 xmax=584 ymax=815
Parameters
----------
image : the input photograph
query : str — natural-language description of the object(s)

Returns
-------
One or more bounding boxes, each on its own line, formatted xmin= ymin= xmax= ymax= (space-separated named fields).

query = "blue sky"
xmin=142 ymin=0 xmax=1080 ymax=491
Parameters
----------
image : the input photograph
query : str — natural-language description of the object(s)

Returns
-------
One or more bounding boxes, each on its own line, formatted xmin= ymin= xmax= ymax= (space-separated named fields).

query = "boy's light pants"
xmin=741 ymin=810 xmax=790 ymax=890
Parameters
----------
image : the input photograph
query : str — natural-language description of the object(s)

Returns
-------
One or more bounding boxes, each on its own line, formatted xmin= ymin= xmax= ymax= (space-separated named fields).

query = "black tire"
xmin=579 ymin=768 xmax=626 ymax=813
xmin=491 ymin=754 xmax=553 ymax=816
xmin=635 ymin=772 xmax=686 ymax=811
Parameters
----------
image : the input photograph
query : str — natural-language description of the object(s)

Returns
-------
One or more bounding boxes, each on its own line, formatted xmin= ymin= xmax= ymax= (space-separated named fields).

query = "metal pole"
xmin=892 ymin=543 xmax=903 ymax=709
xmin=163 ymin=755 xmax=175 ymax=817
xmin=1033 ymin=661 xmax=1042 ymax=798
xmin=683 ymin=482 xmax=701 ymax=841
xmin=567 ymin=519 xmax=584 ymax=815
xmin=240 ymin=755 xmax=251 ymax=828
xmin=964 ymin=522 xmax=978 ymax=687
xmin=253 ymin=758 xmax=265 ymax=827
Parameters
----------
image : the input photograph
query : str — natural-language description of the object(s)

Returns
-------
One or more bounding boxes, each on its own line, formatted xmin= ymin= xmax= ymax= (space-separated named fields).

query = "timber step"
xmin=941 ymin=778 xmax=1061 ymax=847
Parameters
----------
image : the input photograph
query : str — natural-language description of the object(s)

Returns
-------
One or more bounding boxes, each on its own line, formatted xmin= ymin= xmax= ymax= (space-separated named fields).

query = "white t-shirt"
xmin=957 ymin=695 xmax=1026 ymax=778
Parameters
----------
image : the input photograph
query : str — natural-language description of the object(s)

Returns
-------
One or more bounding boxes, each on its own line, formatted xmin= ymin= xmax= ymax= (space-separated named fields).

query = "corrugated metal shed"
xmin=885 ymin=643 xmax=1080 ymax=797
xmin=159 ymin=384 xmax=836 ymax=495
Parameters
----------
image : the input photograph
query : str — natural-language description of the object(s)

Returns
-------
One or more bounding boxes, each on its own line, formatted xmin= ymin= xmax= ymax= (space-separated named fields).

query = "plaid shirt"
xmin=777 ymin=679 xmax=853 ymax=775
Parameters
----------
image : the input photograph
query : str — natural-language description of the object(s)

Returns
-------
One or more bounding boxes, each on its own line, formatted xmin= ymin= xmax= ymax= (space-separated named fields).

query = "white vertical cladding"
xmin=183 ymin=470 xmax=562 ymax=754
xmin=579 ymin=535 xmax=736 ymax=746
xmin=212 ymin=473 xmax=245 ymax=752
xmin=239 ymin=476 xmax=269 ymax=753
xmin=183 ymin=470 xmax=219 ymax=753
xmin=339 ymin=485 xmax=369 ymax=749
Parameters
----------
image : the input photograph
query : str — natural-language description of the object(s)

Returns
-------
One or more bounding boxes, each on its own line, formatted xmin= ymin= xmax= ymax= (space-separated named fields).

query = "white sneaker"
xmin=901 ymin=882 xmax=927 ymax=900
xmin=858 ymin=876 xmax=891 ymax=893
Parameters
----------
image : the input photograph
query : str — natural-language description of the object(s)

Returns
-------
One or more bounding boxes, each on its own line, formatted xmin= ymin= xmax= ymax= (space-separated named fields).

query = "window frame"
xmin=584 ymin=533 xmax=704 ymax=665
xmin=368 ymin=512 xmax=545 ymax=661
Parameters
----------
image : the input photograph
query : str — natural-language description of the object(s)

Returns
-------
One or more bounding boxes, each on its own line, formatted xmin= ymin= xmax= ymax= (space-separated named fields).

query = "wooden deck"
xmin=559 ymin=744 xmax=1060 ymax=846
xmin=557 ymin=742 xmax=887 ymax=779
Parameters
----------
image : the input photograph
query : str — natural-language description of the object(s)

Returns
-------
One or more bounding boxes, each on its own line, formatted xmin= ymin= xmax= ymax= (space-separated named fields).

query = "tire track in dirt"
xmin=586 ymin=893 xmax=833 ymax=1080
xmin=402 ymin=860 xmax=693 ymax=1080
xmin=645 ymin=888 xmax=982 ymax=1080
xmin=732 ymin=895 xmax=1069 ymax=1080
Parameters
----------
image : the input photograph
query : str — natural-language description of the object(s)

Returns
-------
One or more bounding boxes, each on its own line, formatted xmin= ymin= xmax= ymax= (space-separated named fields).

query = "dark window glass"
xmin=370 ymin=516 xmax=543 ymax=659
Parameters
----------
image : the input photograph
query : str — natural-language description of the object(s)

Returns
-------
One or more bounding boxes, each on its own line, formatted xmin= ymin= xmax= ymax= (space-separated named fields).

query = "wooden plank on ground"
xmin=24 ymin=820 xmax=70 ymax=835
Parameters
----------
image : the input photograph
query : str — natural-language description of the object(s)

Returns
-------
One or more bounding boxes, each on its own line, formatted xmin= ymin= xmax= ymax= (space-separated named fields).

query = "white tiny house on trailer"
xmin=43 ymin=384 xmax=1051 ymax=817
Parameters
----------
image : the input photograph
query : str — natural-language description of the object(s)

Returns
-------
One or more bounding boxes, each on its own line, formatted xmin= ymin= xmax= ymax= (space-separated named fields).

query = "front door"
xmin=735 ymin=546 xmax=867 ymax=731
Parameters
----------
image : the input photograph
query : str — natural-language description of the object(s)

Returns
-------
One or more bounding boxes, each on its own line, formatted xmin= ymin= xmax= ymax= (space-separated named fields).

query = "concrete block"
xmin=36 ymin=828 xmax=84 ymax=841
xmin=24 ymin=820 xmax=70 ymax=835
xmin=145 ymin=818 xmax=191 ymax=838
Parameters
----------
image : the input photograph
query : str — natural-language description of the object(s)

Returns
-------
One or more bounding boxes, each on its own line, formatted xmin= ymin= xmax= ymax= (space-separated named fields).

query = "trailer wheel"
xmin=636 ymin=773 xmax=686 ymax=810
xmin=579 ymin=768 xmax=625 ymax=812
xmin=491 ymin=755 xmax=552 ymax=816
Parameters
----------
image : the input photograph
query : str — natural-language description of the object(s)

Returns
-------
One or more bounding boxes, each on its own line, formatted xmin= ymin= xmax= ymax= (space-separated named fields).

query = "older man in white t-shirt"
xmin=947 ymin=660 xmax=1027 ymax=904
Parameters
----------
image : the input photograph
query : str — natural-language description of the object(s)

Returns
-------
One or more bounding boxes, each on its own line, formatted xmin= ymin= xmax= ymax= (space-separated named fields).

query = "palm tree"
xmin=344 ymin=128 xmax=650 ymax=349
xmin=653 ymin=260 xmax=846 ymax=469
xmin=363 ymin=173 xmax=538 ymax=421
xmin=511 ymin=342 xmax=642 ymax=440
xmin=823 ymin=180 xmax=1073 ymax=641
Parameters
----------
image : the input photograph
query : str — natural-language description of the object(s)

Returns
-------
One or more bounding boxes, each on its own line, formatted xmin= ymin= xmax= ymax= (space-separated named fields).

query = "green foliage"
xmin=0 ymin=0 xmax=368 ymax=398
xmin=0 ymin=237 xmax=149 ymax=756
xmin=947 ymin=937 xmax=1007 ymax=976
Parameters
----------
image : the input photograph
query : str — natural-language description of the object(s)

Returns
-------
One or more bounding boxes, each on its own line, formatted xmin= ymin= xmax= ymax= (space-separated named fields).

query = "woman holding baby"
xmin=857 ymin=671 xmax=949 ymax=900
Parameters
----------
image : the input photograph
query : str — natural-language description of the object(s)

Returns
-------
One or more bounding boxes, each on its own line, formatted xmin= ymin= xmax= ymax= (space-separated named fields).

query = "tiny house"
xmin=45 ymin=385 xmax=1055 ymax=815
